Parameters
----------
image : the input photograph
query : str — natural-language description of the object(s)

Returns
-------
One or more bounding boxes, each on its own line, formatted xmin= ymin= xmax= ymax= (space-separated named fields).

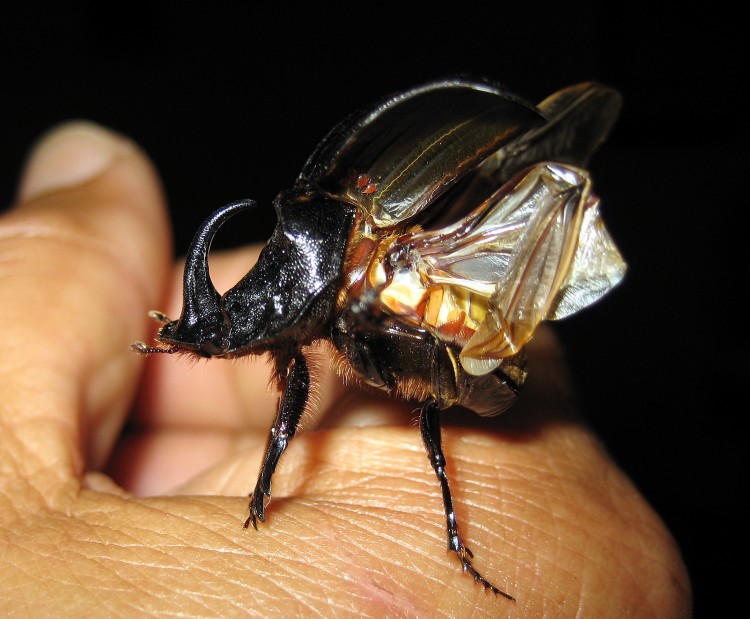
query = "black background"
xmin=2 ymin=5 xmax=744 ymax=616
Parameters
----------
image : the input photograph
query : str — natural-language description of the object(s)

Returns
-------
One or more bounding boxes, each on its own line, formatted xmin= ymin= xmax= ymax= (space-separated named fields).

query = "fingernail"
xmin=17 ymin=121 xmax=132 ymax=202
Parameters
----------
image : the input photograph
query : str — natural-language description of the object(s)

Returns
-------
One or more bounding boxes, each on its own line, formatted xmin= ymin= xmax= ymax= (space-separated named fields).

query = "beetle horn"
xmin=172 ymin=198 xmax=256 ymax=354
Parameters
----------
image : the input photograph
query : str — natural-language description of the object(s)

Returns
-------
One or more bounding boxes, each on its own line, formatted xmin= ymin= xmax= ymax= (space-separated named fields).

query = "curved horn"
xmin=172 ymin=199 xmax=256 ymax=352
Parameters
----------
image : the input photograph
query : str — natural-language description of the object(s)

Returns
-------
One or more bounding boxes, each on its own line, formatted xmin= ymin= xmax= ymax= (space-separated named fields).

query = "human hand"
xmin=0 ymin=123 xmax=691 ymax=617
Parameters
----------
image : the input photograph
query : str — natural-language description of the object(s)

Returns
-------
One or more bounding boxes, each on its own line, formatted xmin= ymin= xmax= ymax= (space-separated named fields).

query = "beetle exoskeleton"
xmin=133 ymin=77 xmax=625 ymax=600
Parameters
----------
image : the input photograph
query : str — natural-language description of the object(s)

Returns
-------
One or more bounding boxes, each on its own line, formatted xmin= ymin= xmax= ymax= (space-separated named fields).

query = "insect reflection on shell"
xmin=132 ymin=77 xmax=625 ymax=600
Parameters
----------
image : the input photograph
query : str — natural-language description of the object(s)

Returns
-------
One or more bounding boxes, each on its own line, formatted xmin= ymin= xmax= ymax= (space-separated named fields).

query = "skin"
xmin=0 ymin=122 xmax=691 ymax=618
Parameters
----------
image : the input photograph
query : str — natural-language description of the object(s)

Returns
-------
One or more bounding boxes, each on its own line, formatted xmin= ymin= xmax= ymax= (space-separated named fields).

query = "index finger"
xmin=0 ymin=122 xmax=170 ymax=479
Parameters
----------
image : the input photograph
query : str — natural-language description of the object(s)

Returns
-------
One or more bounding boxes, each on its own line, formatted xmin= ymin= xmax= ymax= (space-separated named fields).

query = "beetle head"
xmin=151 ymin=191 xmax=355 ymax=358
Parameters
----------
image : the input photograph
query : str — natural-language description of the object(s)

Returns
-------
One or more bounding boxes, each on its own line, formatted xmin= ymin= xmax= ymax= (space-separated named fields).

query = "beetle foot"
xmin=129 ymin=341 xmax=179 ymax=355
xmin=244 ymin=489 xmax=268 ymax=530
xmin=452 ymin=541 xmax=515 ymax=601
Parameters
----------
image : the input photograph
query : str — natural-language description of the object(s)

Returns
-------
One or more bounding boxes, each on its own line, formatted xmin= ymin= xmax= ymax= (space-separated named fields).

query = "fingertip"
xmin=17 ymin=121 xmax=137 ymax=203
xmin=10 ymin=120 xmax=172 ymax=311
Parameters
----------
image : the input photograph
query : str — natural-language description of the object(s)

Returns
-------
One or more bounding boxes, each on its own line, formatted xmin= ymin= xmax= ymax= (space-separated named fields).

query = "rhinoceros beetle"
xmin=133 ymin=76 xmax=625 ymax=600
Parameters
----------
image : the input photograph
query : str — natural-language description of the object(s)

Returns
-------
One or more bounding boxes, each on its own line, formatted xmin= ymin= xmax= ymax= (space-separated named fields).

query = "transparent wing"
xmin=396 ymin=163 xmax=626 ymax=376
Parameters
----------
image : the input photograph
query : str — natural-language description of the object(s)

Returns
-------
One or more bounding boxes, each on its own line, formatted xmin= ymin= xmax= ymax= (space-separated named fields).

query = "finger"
xmin=0 ymin=122 xmax=171 ymax=491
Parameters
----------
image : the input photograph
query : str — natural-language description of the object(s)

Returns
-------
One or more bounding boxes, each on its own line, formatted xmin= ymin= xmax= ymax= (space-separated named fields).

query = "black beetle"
xmin=133 ymin=77 xmax=625 ymax=600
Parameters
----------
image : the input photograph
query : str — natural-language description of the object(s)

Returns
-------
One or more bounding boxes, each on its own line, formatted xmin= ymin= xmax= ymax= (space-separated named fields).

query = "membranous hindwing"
xmin=377 ymin=163 xmax=626 ymax=379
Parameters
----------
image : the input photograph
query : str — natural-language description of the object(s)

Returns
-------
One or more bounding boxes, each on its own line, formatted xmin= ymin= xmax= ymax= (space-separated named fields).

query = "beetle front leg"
xmin=245 ymin=351 xmax=309 ymax=530
xmin=419 ymin=401 xmax=514 ymax=600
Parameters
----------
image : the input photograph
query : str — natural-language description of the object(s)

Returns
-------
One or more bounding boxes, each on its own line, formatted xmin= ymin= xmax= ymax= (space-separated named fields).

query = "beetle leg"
xmin=419 ymin=401 xmax=514 ymax=600
xmin=245 ymin=351 xmax=309 ymax=530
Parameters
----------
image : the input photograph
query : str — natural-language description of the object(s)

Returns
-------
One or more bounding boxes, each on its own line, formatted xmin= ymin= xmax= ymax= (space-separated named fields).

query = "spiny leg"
xmin=245 ymin=351 xmax=309 ymax=529
xmin=419 ymin=401 xmax=514 ymax=601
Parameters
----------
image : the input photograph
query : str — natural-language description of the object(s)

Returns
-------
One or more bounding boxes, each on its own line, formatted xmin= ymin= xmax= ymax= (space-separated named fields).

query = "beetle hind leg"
xmin=419 ymin=401 xmax=515 ymax=600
